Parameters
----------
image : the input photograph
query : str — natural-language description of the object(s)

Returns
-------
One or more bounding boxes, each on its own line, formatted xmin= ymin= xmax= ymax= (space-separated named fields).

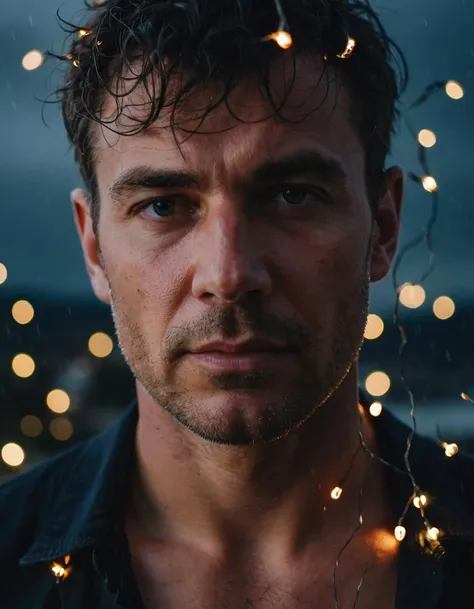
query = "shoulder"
xmin=0 ymin=441 xmax=87 ymax=568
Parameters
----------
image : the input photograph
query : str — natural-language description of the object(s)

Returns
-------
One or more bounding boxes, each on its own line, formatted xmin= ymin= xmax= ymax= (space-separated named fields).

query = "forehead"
xmin=93 ymin=54 xmax=364 ymax=187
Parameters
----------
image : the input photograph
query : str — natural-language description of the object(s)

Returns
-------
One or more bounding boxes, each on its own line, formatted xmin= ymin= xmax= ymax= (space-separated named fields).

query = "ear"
xmin=71 ymin=188 xmax=111 ymax=305
xmin=370 ymin=166 xmax=404 ymax=283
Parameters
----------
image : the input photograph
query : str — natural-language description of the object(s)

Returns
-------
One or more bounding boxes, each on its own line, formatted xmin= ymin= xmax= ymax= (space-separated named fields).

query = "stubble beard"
xmin=107 ymin=262 xmax=370 ymax=446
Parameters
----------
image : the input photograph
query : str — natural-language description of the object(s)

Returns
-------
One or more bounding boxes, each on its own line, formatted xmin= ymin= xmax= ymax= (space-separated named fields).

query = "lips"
xmin=187 ymin=339 xmax=295 ymax=373
xmin=190 ymin=338 xmax=291 ymax=355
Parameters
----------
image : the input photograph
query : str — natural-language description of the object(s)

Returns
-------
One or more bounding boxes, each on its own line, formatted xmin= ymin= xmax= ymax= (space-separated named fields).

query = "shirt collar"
xmin=19 ymin=399 xmax=139 ymax=566
xmin=20 ymin=391 xmax=474 ymax=567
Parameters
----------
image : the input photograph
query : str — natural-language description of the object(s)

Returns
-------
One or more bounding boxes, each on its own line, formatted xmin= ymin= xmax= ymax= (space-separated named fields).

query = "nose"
xmin=191 ymin=205 xmax=272 ymax=304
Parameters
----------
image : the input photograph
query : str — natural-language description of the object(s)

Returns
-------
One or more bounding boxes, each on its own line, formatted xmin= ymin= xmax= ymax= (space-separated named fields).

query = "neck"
xmin=126 ymin=366 xmax=389 ymax=560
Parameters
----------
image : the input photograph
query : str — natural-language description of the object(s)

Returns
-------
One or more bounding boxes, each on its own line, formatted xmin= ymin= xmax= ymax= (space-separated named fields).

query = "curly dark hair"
xmin=53 ymin=0 xmax=408 ymax=234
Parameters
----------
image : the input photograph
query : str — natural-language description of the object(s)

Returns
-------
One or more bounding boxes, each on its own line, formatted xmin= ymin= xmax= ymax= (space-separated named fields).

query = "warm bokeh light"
xmin=78 ymin=29 xmax=92 ymax=37
xmin=364 ymin=314 xmax=384 ymax=340
xmin=12 ymin=353 xmax=35 ymax=378
xmin=427 ymin=527 xmax=439 ymax=541
xmin=12 ymin=300 xmax=35 ymax=325
xmin=330 ymin=486 xmax=343 ymax=500
xmin=433 ymin=296 xmax=456 ymax=320
xmin=461 ymin=392 xmax=474 ymax=403
xmin=0 ymin=262 xmax=7 ymax=285
xmin=421 ymin=175 xmax=438 ymax=192
xmin=22 ymin=49 xmax=44 ymax=71
xmin=1 ymin=443 xmax=25 ymax=467
xmin=50 ymin=418 xmax=74 ymax=441
xmin=413 ymin=494 xmax=428 ymax=509
xmin=88 ymin=332 xmax=114 ymax=358
xmin=394 ymin=525 xmax=406 ymax=542
xmin=443 ymin=442 xmax=459 ymax=458
xmin=399 ymin=284 xmax=426 ymax=309
xmin=46 ymin=389 xmax=71 ymax=414
xmin=417 ymin=129 xmax=437 ymax=148
xmin=268 ymin=30 xmax=293 ymax=49
xmin=20 ymin=415 xmax=43 ymax=438
xmin=365 ymin=371 xmax=391 ymax=397
xmin=369 ymin=401 xmax=383 ymax=417
xmin=368 ymin=528 xmax=399 ymax=557
xmin=445 ymin=80 xmax=464 ymax=100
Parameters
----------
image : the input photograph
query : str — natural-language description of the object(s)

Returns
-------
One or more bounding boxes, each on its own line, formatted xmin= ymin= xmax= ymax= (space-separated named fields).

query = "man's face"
xmin=73 ymin=55 xmax=402 ymax=445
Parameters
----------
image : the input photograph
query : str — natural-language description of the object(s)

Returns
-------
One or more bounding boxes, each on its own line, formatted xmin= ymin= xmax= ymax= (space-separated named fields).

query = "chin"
xmin=170 ymin=387 xmax=320 ymax=446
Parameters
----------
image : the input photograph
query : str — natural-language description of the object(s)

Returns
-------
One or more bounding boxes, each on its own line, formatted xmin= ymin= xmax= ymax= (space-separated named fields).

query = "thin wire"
xmin=358 ymin=408 xmax=408 ymax=476
xmin=272 ymin=0 xmax=288 ymax=29
xmin=352 ymin=554 xmax=373 ymax=609
xmin=333 ymin=463 xmax=367 ymax=609
xmin=339 ymin=443 xmax=363 ymax=487
xmin=388 ymin=80 xmax=445 ymax=535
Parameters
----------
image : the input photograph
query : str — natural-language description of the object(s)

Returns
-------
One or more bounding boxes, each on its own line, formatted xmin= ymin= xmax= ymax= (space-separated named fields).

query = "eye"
xmin=138 ymin=196 xmax=190 ymax=220
xmin=272 ymin=186 xmax=325 ymax=207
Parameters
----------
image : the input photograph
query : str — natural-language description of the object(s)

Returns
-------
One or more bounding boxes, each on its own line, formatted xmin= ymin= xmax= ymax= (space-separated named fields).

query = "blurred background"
xmin=1 ymin=0 xmax=473 ymax=480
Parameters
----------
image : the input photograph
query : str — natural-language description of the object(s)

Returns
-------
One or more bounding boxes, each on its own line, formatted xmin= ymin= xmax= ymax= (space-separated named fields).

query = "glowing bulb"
xmin=331 ymin=486 xmax=343 ymax=500
xmin=422 ymin=175 xmax=438 ymax=192
xmin=413 ymin=494 xmax=427 ymax=509
xmin=22 ymin=49 xmax=44 ymax=71
xmin=461 ymin=392 xmax=474 ymax=404
xmin=364 ymin=314 xmax=384 ymax=340
xmin=73 ymin=59 xmax=80 ymax=68
xmin=369 ymin=401 xmax=383 ymax=417
xmin=365 ymin=371 xmax=391 ymax=397
xmin=78 ymin=29 xmax=92 ymax=37
xmin=445 ymin=80 xmax=464 ymax=100
xmin=337 ymin=36 xmax=356 ymax=59
xmin=394 ymin=525 xmax=406 ymax=541
xmin=268 ymin=30 xmax=293 ymax=49
xmin=0 ymin=262 xmax=7 ymax=285
xmin=433 ymin=296 xmax=455 ymax=320
xmin=50 ymin=557 xmax=71 ymax=580
xmin=1 ymin=443 xmax=25 ymax=467
xmin=427 ymin=527 xmax=439 ymax=541
xmin=418 ymin=129 xmax=437 ymax=148
xmin=52 ymin=565 xmax=66 ymax=578
xmin=88 ymin=332 xmax=114 ymax=358
xmin=443 ymin=442 xmax=459 ymax=457
xmin=12 ymin=300 xmax=35 ymax=325
xmin=399 ymin=283 xmax=426 ymax=309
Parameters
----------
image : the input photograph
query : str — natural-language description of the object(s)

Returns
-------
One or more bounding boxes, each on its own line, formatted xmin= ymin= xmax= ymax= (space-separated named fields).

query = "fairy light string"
xmin=332 ymin=457 xmax=371 ymax=609
xmin=389 ymin=77 xmax=466 ymax=552
xmin=265 ymin=0 xmax=293 ymax=49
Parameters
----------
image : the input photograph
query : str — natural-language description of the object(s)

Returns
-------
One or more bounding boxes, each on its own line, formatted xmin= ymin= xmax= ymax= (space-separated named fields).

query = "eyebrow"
xmin=108 ymin=151 xmax=348 ymax=204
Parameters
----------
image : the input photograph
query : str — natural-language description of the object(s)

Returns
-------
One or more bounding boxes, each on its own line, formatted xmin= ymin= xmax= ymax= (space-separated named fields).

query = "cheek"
xmin=106 ymin=238 xmax=186 ymax=332
xmin=276 ymin=225 xmax=367 ymax=305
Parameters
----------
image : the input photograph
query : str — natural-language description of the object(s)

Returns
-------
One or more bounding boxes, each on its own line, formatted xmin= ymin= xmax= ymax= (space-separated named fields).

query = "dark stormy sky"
xmin=0 ymin=0 xmax=473 ymax=316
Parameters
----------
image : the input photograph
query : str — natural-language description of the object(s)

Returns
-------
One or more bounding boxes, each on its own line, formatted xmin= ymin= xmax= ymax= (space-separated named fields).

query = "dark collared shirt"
xmin=1 ymin=392 xmax=474 ymax=608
